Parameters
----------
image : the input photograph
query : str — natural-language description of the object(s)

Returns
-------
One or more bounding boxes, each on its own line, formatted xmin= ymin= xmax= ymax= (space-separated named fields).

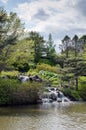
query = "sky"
xmin=0 ymin=0 xmax=86 ymax=52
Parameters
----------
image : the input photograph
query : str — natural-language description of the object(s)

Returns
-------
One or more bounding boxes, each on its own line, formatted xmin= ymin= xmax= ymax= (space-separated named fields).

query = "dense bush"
xmin=62 ymin=88 xmax=81 ymax=101
xmin=0 ymin=78 xmax=43 ymax=106
xmin=26 ymin=69 xmax=38 ymax=76
xmin=0 ymin=71 xmax=19 ymax=79
xmin=39 ymin=70 xmax=60 ymax=86
xmin=39 ymin=59 xmax=52 ymax=65
xmin=36 ymin=63 xmax=58 ymax=73
xmin=12 ymin=62 xmax=30 ymax=72
xmin=78 ymin=76 xmax=86 ymax=101
xmin=26 ymin=68 xmax=60 ymax=87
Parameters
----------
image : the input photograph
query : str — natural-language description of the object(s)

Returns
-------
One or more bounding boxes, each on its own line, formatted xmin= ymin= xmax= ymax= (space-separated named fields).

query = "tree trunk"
xmin=75 ymin=77 xmax=78 ymax=91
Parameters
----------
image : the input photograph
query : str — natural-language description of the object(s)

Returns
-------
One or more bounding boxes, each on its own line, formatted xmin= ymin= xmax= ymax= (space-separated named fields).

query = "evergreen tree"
xmin=72 ymin=35 xmax=79 ymax=57
xmin=61 ymin=35 xmax=71 ymax=58
xmin=28 ymin=31 xmax=45 ymax=63
xmin=46 ymin=33 xmax=56 ymax=65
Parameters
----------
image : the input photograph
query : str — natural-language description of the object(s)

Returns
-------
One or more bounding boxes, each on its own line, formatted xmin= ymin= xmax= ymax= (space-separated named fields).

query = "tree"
xmin=0 ymin=8 xmax=24 ymax=49
xmin=4 ymin=12 xmax=24 ymax=46
xmin=0 ymin=7 xmax=24 ymax=71
xmin=27 ymin=31 xmax=45 ymax=63
xmin=61 ymin=35 xmax=71 ymax=58
xmin=0 ymin=7 xmax=7 ymax=48
xmin=72 ymin=35 xmax=79 ymax=57
xmin=2 ymin=39 xmax=34 ymax=72
xmin=46 ymin=33 xmax=56 ymax=65
xmin=60 ymin=57 xmax=86 ymax=91
xmin=80 ymin=35 xmax=86 ymax=43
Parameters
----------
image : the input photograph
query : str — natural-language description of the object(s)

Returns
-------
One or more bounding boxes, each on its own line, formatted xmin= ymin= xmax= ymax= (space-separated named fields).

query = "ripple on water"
xmin=0 ymin=102 xmax=86 ymax=130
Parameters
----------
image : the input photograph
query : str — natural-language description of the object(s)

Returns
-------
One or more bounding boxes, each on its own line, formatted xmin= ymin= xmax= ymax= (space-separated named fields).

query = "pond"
xmin=0 ymin=102 xmax=86 ymax=130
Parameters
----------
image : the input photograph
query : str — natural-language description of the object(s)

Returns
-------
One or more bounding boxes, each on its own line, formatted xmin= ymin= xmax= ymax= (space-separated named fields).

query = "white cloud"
xmin=14 ymin=0 xmax=86 ymax=52
xmin=0 ymin=0 xmax=8 ymax=3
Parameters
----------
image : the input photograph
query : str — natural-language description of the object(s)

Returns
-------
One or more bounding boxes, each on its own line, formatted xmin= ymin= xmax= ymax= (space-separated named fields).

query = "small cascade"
xmin=18 ymin=75 xmax=70 ymax=104
xmin=18 ymin=75 xmax=29 ymax=82
xmin=42 ymin=87 xmax=70 ymax=103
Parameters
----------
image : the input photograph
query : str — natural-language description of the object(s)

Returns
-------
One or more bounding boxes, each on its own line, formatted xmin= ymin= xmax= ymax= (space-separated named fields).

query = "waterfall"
xmin=18 ymin=75 xmax=29 ymax=82
xmin=42 ymin=87 xmax=70 ymax=103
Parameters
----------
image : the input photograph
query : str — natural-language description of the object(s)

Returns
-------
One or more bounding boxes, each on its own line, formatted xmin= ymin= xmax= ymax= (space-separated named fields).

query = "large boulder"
xmin=49 ymin=92 xmax=57 ymax=101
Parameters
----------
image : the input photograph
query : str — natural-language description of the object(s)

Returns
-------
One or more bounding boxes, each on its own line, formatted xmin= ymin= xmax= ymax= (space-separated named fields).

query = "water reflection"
xmin=0 ymin=102 xmax=86 ymax=130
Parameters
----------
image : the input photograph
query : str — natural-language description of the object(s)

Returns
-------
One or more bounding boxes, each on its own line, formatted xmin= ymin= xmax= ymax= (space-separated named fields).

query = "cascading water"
xmin=18 ymin=75 xmax=70 ymax=103
xmin=18 ymin=75 xmax=29 ymax=82
xmin=42 ymin=87 xmax=70 ymax=103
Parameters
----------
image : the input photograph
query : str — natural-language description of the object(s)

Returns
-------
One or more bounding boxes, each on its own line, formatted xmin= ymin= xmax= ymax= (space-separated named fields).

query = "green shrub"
xmin=0 ymin=71 xmax=19 ymax=79
xmin=13 ymin=62 xmax=30 ymax=72
xmin=26 ymin=69 xmax=38 ymax=76
xmin=62 ymin=88 xmax=81 ymax=101
xmin=36 ymin=63 xmax=58 ymax=73
xmin=0 ymin=78 xmax=43 ymax=105
xmin=79 ymin=83 xmax=86 ymax=101
xmin=39 ymin=59 xmax=51 ymax=65
xmin=71 ymin=91 xmax=81 ymax=101
xmin=0 ymin=78 xmax=19 ymax=105
xmin=39 ymin=70 xmax=60 ymax=87
xmin=78 ymin=76 xmax=86 ymax=101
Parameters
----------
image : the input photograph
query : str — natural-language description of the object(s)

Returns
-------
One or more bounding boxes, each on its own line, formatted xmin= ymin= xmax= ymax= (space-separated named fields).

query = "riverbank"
xmin=0 ymin=77 xmax=86 ymax=106
xmin=0 ymin=78 xmax=43 ymax=106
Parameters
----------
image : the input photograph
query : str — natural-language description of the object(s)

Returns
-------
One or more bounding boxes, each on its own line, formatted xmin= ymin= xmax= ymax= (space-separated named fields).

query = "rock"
xmin=42 ymin=92 xmax=50 ymax=99
xmin=32 ymin=75 xmax=43 ymax=82
xmin=18 ymin=74 xmax=43 ymax=82
xmin=49 ymin=92 xmax=57 ymax=101
xmin=49 ymin=99 xmax=53 ymax=103
xmin=57 ymin=98 xmax=62 ymax=102
xmin=18 ymin=75 xmax=29 ymax=82
xmin=42 ymin=98 xmax=49 ymax=103
xmin=57 ymin=91 xmax=64 ymax=98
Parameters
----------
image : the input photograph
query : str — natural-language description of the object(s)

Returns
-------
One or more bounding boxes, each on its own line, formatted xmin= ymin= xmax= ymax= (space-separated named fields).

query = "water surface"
xmin=0 ymin=102 xmax=86 ymax=130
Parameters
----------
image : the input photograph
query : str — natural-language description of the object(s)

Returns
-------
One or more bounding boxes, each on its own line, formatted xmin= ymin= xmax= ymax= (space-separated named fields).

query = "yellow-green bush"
xmin=78 ymin=76 xmax=86 ymax=101
xmin=79 ymin=76 xmax=86 ymax=89
xmin=0 ymin=71 xmax=19 ymax=79
xmin=36 ymin=63 xmax=58 ymax=73
xmin=26 ymin=69 xmax=38 ymax=76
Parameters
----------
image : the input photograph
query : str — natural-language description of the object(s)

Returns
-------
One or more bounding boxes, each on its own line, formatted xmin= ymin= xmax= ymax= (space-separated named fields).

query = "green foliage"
xmin=0 ymin=70 xmax=19 ymax=79
xmin=28 ymin=31 xmax=45 ymax=63
xmin=0 ymin=78 xmax=43 ymax=105
xmin=4 ymin=39 xmax=34 ymax=71
xmin=13 ymin=61 xmax=30 ymax=72
xmin=39 ymin=70 xmax=60 ymax=86
xmin=79 ymin=85 xmax=86 ymax=101
xmin=36 ymin=63 xmax=58 ymax=73
xmin=79 ymin=76 xmax=86 ymax=88
xmin=27 ymin=66 xmax=60 ymax=87
xmin=62 ymin=88 xmax=81 ymax=101
xmin=26 ymin=69 xmax=38 ymax=76
xmin=46 ymin=33 xmax=56 ymax=65
xmin=60 ymin=57 xmax=86 ymax=90
xmin=0 ymin=7 xmax=24 ymax=72
xmin=39 ymin=59 xmax=52 ymax=65
xmin=0 ymin=78 xmax=19 ymax=105
xmin=71 ymin=91 xmax=81 ymax=101
xmin=0 ymin=7 xmax=7 ymax=44
xmin=0 ymin=8 xmax=24 ymax=49
xmin=78 ymin=76 xmax=86 ymax=101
